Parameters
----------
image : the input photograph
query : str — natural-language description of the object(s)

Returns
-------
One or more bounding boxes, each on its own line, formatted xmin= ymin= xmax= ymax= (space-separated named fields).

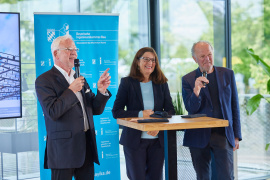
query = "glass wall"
xmin=231 ymin=0 xmax=270 ymax=179
xmin=159 ymin=0 xmax=227 ymax=93
xmin=158 ymin=0 xmax=270 ymax=179
xmin=1 ymin=0 xmax=270 ymax=179
xmin=0 ymin=1 xmax=147 ymax=179
xmin=80 ymin=0 xmax=149 ymax=79
xmin=159 ymin=0 xmax=228 ymax=179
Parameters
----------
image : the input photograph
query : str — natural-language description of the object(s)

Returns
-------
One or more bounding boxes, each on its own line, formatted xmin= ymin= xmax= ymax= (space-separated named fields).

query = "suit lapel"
xmin=130 ymin=78 xmax=144 ymax=109
xmin=215 ymin=66 xmax=222 ymax=93
xmin=52 ymin=66 xmax=70 ymax=89
xmin=215 ymin=67 xmax=224 ymax=108
xmin=152 ymin=82 xmax=158 ymax=111
xmin=81 ymin=87 xmax=87 ymax=104
xmin=82 ymin=88 xmax=94 ymax=129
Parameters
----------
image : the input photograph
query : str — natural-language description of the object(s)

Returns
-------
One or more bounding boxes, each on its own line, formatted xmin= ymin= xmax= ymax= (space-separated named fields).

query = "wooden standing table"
xmin=117 ymin=115 xmax=229 ymax=180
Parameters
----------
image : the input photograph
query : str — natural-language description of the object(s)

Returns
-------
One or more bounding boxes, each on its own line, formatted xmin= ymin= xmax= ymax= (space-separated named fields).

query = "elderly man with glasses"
xmin=35 ymin=34 xmax=111 ymax=180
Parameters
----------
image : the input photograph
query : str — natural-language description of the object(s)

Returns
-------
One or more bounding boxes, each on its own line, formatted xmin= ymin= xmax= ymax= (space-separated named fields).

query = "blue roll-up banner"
xmin=34 ymin=13 xmax=119 ymax=180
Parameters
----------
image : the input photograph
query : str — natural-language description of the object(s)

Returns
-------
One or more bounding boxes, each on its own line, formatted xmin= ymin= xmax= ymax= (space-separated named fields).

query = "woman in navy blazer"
xmin=112 ymin=47 xmax=175 ymax=180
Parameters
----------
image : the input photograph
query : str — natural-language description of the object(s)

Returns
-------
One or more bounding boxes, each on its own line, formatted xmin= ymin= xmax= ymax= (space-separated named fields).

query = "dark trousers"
xmin=51 ymin=130 xmax=94 ymax=180
xmin=189 ymin=132 xmax=234 ymax=180
xmin=123 ymin=138 xmax=164 ymax=180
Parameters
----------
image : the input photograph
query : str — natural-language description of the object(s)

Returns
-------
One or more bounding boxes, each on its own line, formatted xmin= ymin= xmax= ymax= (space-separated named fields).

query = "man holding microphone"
xmin=35 ymin=34 xmax=111 ymax=180
xmin=182 ymin=41 xmax=242 ymax=180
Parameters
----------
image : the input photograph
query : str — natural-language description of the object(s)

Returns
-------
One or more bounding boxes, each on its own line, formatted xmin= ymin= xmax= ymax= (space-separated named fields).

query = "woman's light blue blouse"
xmin=139 ymin=81 xmax=158 ymax=139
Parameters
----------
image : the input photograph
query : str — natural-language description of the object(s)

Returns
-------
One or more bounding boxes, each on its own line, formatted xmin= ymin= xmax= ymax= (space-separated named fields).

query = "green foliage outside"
xmin=231 ymin=1 xmax=270 ymax=94
xmin=2 ymin=0 xmax=270 ymax=139
xmin=160 ymin=1 xmax=216 ymax=93
xmin=230 ymin=1 xmax=270 ymax=151
xmin=246 ymin=48 xmax=270 ymax=150
xmin=83 ymin=0 xmax=119 ymax=13
xmin=160 ymin=0 xmax=270 ymax=151
xmin=173 ymin=91 xmax=186 ymax=115
xmin=0 ymin=0 xmax=23 ymax=4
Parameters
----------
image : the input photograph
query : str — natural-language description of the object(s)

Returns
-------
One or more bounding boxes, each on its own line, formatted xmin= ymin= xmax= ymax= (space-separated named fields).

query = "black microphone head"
xmin=202 ymin=71 xmax=207 ymax=77
xmin=74 ymin=59 xmax=80 ymax=67
xmin=202 ymin=71 xmax=207 ymax=86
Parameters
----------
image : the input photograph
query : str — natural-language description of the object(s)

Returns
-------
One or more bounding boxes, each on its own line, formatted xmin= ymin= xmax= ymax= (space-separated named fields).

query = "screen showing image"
xmin=0 ymin=12 xmax=21 ymax=119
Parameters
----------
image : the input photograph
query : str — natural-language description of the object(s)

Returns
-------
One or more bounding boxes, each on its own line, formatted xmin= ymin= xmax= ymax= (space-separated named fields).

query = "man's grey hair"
xmin=51 ymin=34 xmax=73 ymax=61
xmin=191 ymin=40 xmax=214 ymax=58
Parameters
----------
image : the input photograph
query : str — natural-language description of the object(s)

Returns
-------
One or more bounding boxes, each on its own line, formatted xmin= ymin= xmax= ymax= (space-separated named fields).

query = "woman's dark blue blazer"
xmin=112 ymin=77 xmax=175 ymax=149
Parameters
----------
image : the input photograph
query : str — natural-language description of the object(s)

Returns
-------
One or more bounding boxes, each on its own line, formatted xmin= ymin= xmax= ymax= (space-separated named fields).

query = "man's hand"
xmin=143 ymin=109 xmax=154 ymax=118
xmin=147 ymin=131 xmax=159 ymax=136
xmin=233 ymin=138 xmax=240 ymax=151
xmin=193 ymin=76 xmax=209 ymax=97
xmin=69 ymin=76 xmax=85 ymax=93
xmin=97 ymin=68 xmax=111 ymax=94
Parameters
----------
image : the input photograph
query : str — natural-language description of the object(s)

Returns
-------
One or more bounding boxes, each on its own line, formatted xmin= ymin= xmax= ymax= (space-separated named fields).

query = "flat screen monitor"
xmin=0 ymin=12 xmax=22 ymax=119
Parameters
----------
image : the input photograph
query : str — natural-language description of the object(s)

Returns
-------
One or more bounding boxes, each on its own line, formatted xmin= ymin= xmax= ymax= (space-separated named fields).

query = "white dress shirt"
xmin=54 ymin=65 xmax=89 ymax=131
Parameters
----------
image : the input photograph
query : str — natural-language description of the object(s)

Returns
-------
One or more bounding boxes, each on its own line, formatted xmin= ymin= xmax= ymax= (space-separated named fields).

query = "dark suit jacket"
xmin=182 ymin=66 xmax=242 ymax=148
xmin=35 ymin=66 xmax=111 ymax=169
xmin=112 ymin=77 xmax=175 ymax=149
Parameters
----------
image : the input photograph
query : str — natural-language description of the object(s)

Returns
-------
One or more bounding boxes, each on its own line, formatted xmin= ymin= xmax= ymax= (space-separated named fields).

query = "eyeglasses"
xmin=139 ymin=57 xmax=156 ymax=63
xmin=57 ymin=48 xmax=79 ymax=52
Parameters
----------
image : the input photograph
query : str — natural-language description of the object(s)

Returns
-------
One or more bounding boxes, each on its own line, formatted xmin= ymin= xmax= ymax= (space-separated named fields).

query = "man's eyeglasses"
xmin=57 ymin=48 xmax=79 ymax=52
xmin=139 ymin=57 xmax=156 ymax=63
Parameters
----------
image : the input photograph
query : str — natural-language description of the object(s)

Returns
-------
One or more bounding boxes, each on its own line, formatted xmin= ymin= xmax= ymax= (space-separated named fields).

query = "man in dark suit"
xmin=182 ymin=41 xmax=242 ymax=180
xmin=35 ymin=34 xmax=111 ymax=180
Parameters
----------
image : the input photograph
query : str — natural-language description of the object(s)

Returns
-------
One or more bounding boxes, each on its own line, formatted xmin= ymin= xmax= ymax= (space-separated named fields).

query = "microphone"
xmin=202 ymin=71 xmax=207 ymax=86
xmin=74 ymin=59 xmax=80 ymax=78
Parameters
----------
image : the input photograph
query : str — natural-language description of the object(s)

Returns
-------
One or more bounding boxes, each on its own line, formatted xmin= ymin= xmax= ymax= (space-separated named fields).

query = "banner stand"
xmin=34 ymin=13 xmax=120 ymax=180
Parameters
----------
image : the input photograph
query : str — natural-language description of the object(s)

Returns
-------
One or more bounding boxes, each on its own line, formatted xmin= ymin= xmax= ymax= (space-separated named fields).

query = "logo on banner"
xmin=60 ymin=23 xmax=69 ymax=36
xmin=40 ymin=59 xmax=52 ymax=67
xmin=47 ymin=29 xmax=55 ymax=42
xmin=47 ymin=23 xmax=70 ymax=42
xmin=41 ymin=61 xmax=45 ymax=66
